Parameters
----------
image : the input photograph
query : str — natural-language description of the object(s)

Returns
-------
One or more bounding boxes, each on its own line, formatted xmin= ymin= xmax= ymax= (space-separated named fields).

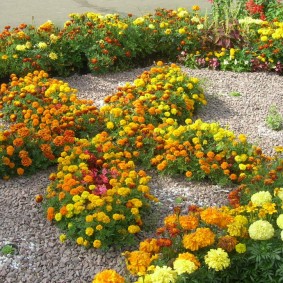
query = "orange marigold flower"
xmin=6 ymin=145 xmax=15 ymax=156
xmin=200 ymin=207 xmax=234 ymax=229
xmin=93 ymin=269 xmax=125 ymax=283
xmin=164 ymin=214 xmax=178 ymax=228
xmin=179 ymin=215 xmax=199 ymax=230
xmin=58 ymin=192 xmax=66 ymax=201
xmin=47 ymin=207 xmax=55 ymax=221
xmin=19 ymin=150 xmax=29 ymax=158
xmin=17 ymin=167 xmax=24 ymax=175
xmin=83 ymin=175 xmax=93 ymax=183
xmin=21 ymin=157 xmax=32 ymax=167
xmin=183 ymin=228 xmax=215 ymax=251
xmin=124 ymin=250 xmax=155 ymax=276
xmin=139 ymin=238 xmax=160 ymax=254
xmin=221 ymin=162 xmax=229 ymax=170
xmin=185 ymin=171 xmax=193 ymax=178
xmin=17 ymin=127 xmax=30 ymax=138
xmin=13 ymin=137 xmax=24 ymax=147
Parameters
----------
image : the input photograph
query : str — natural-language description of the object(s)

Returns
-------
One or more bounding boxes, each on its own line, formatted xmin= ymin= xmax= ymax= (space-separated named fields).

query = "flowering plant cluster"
xmin=0 ymin=70 xmax=101 ymax=178
xmin=0 ymin=56 xmax=282 ymax=280
xmin=44 ymin=134 xmax=158 ymax=250
xmin=179 ymin=1 xmax=283 ymax=74
xmin=118 ymin=185 xmax=283 ymax=282
xmin=1 ymin=3 xmax=283 ymax=82
xmin=0 ymin=8 xmax=205 ymax=79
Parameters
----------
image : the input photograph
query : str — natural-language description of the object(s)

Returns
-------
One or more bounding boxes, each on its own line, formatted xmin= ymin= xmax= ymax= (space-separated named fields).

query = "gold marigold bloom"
xmin=179 ymin=215 xmax=199 ymax=230
xmin=124 ymin=250 xmax=154 ymax=276
xmin=93 ymin=240 xmax=102 ymax=248
xmin=139 ymin=238 xmax=160 ymax=254
xmin=192 ymin=5 xmax=200 ymax=11
xmin=128 ymin=225 xmax=141 ymax=234
xmin=92 ymin=269 xmax=124 ymax=282
xmin=183 ymin=228 xmax=215 ymax=251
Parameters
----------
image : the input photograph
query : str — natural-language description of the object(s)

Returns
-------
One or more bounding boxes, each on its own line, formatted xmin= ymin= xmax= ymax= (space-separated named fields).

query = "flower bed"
xmin=0 ymin=3 xmax=283 ymax=80
xmin=0 ymin=2 xmax=283 ymax=283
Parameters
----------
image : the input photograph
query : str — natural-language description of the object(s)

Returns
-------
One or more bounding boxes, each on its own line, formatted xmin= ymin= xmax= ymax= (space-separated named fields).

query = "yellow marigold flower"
xmin=85 ymin=227 xmax=94 ymax=236
xmin=55 ymin=213 xmax=62 ymax=221
xmin=96 ymin=225 xmax=103 ymax=231
xmin=276 ymin=214 xmax=283 ymax=229
xmin=248 ymin=220 xmax=274 ymax=240
xmin=1 ymin=54 xmax=8 ymax=60
xmin=93 ymin=240 xmax=102 ymax=248
xmin=133 ymin=17 xmax=145 ymax=25
xmin=165 ymin=29 xmax=172 ymax=35
xmin=130 ymin=198 xmax=143 ymax=208
xmin=86 ymin=215 xmax=94 ymax=222
xmin=251 ymin=191 xmax=272 ymax=206
xmin=239 ymin=163 xmax=246 ymax=170
xmin=76 ymin=237 xmax=84 ymax=245
xmin=49 ymin=52 xmax=58 ymax=60
xmin=59 ymin=234 xmax=67 ymax=243
xmin=274 ymin=188 xmax=283 ymax=201
xmin=173 ymin=258 xmax=198 ymax=275
xmin=205 ymin=248 xmax=230 ymax=271
xmin=106 ymin=121 xmax=114 ymax=129
xmin=149 ymin=266 xmax=177 ymax=282
xmin=113 ymin=214 xmax=126 ymax=221
xmin=131 ymin=208 xmax=139 ymax=215
xmin=128 ymin=225 xmax=141 ymax=234
xmin=38 ymin=42 xmax=47 ymax=49
xmin=235 ymin=243 xmax=246 ymax=254
xmin=92 ymin=269 xmax=124 ymax=283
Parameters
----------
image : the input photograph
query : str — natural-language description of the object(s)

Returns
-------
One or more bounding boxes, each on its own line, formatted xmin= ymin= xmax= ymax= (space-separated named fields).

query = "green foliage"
xmin=0 ymin=244 xmax=16 ymax=255
xmin=266 ymin=105 xmax=283 ymax=131
xmin=229 ymin=91 xmax=241 ymax=97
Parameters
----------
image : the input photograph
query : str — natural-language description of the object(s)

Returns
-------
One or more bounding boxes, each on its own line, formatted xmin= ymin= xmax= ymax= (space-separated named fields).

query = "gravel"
xmin=0 ymin=66 xmax=282 ymax=282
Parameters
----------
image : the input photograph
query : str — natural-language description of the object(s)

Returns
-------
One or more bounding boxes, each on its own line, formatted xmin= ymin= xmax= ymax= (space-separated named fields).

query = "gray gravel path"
xmin=0 ymin=66 xmax=282 ymax=282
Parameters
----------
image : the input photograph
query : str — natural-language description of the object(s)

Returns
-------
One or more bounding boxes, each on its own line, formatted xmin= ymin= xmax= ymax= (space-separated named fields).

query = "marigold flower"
xmin=59 ymin=234 xmax=67 ymax=243
xmin=6 ymin=145 xmax=15 ymax=156
xmin=218 ymin=235 xmax=238 ymax=252
xmin=249 ymin=220 xmax=275 ymax=240
xmin=149 ymin=266 xmax=177 ymax=283
xmin=128 ymin=225 xmax=141 ymax=234
xmin=124 ymin=250 xmax=153 ymax=276
xmin=173 ymin=258 xmax=198 ymax=275
xmin=251 ymin=191 xmax=272 ymax=206
xmin=139 ymin=238 xmax=160 ymax=254
xmin=47 ymin=207 xmax=55 ymax=221
xmin=179 ymin=215 xmax=199 ymax=230
xmin=92 ymin=269 xmax=125 ymax=283
xmin=276 ymin=214 xmax=283 ymax=229
xmin=49 ymin=52 xmax=58 ymax=60
xmin=17 ymin=167 xmax=25 ymax=175
xmin=183 ymin=228 xmax=215 ymax=251
xmin=93 ymin=240 xmax=102 ymax=248
xmin=205 ymin=248 xmax=230 ymax=271
xmin=235 ymin=243 xmax=246 ymax=254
